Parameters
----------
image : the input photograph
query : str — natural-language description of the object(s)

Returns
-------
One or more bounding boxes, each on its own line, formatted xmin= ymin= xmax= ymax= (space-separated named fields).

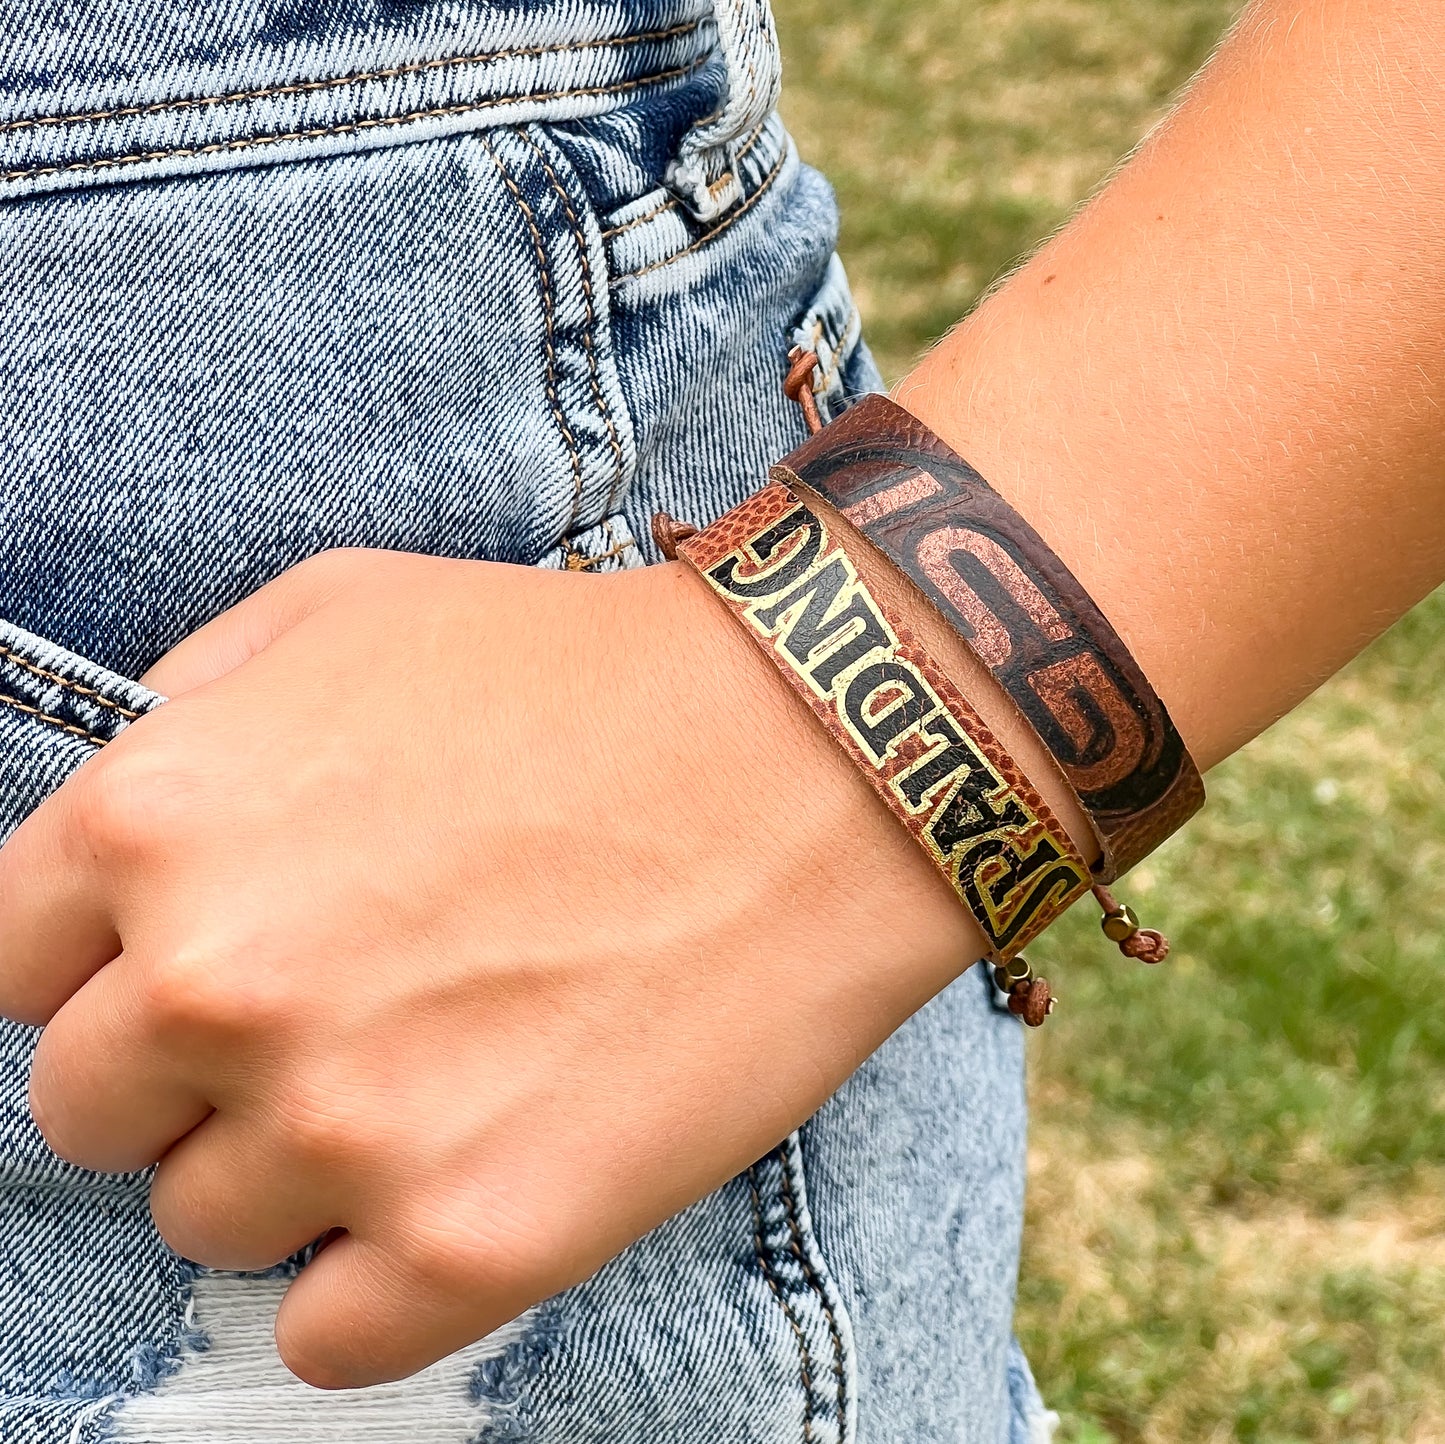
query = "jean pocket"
xmin=534 ymin=510 xmax=645 ymax=572
xmin=0 ymin=618 xmax=162 ymax=844
xmin=599 ymin=110 xmax=795 ymax=286
xmin=789 ymin=253 xmax=877 ymax=425
xmin=0 ymin=620 xmax=192 ymax=1428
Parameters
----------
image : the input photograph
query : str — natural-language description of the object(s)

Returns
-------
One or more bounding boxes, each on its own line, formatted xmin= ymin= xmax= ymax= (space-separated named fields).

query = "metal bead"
xmin=1100 ymin=903 xmax=1140 ymax=942
xmin=1002 ymin=955 xmax=1033 ymax=985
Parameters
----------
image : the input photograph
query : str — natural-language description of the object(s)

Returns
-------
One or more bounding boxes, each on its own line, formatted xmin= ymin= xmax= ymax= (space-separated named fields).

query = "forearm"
xmin=897 ymin=0 xmax=1445 ymax=771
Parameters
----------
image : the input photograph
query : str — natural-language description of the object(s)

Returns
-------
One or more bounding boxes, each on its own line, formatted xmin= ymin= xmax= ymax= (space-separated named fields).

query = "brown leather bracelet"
xmin=673 ymin=479 xmax=1094 ymax=969
xmin=773 ymin=390 xmax=1204 ymax=882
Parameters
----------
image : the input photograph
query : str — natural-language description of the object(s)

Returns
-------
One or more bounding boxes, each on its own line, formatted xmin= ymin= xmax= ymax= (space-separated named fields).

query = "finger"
xmin=0 ymin=770 xmax=120 ymax=1026
xmin=29 ymin=952 xmax=212 ymax=1172
xmin=273 ymin=1227 xmax=526 ymax=1389
xmin=140 ymin=548 xmax=381 ymax=697
xmin=149 ymin=1112 xmax=340 ymax=1272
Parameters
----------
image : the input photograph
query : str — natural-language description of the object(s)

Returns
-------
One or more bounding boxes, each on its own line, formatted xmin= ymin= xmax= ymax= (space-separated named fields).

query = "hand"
xmin=0 ymin=547 xmax=973 ymax=1387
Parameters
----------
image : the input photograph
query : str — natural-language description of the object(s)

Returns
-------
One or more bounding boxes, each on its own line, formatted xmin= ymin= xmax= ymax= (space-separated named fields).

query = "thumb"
xmin=140 ymin=548 xmax=376 ymax=697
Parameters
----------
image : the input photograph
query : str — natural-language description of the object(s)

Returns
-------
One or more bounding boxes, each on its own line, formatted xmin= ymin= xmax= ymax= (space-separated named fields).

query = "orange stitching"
xmin=601 ymin=191 xmax=677 ymax=240
xmin=480 ymin=133 xmax=586 ymax=526
xmin=600 ymin=117 xmax=770 ymax=239
xmin=617 ymin=138 xmax=788 ymax=281
xmin=565 ymin=537 xmax=636 ymax=570
xmin=748 ymin=1159 xmax=818 ymax=1444
xmin=514 ymin=127 xmax=628 ymax=519
xmin=0 ymin=644 xmax=142 ymax=721
xmin=814 ymin=303 xmax=860 ymax=398
xmin=0 ymin=21 xmax=703 ymax=138
xmin=0 ymin=61 xmax=705 ymax=185
xmin=0 ymin=692 xmax=110 ymax=748
xmin=779 ymin=1149 xmax=849 ymax=1437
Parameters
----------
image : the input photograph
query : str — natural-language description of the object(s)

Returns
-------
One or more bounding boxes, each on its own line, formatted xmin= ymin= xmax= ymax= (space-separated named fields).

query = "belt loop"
xmin=666 ymin=0 xmax=781 ymax=222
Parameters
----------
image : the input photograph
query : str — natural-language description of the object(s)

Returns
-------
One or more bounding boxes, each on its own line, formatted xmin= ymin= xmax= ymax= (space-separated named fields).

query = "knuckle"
xmin=148 ymin=1166 xmax=277 ymax=1270
xmin=138 ymin=944 xmax=255 ymax=1041
xmin=146 ymin=1177 xmax=211 ymax=1261
xmin=27 ymin=1033 xmax=110 ymax=1169
xmin=274 ymin=1322 xmax=364 ymax=1392
xmin=26 ymin=1070 xmax=84 ymax=1167
xmin=394 ymin=1232 xmax=484 ymax=1308
xmin=150 ymin=1201 xmax=233 ymax=1270
xmin=72 ymin=735 xmax=194 ymax=863
xmin=71 ymin=758 xmax=148 ymax=861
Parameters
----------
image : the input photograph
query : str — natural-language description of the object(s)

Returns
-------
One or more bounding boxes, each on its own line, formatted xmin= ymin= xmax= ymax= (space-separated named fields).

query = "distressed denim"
xmin=0 ymin=3 xmax=1055 ymax=1441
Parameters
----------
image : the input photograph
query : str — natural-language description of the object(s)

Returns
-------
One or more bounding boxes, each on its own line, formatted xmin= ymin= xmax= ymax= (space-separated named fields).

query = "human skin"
xmin=2 ymin=0 xmax=1445 ymax=1390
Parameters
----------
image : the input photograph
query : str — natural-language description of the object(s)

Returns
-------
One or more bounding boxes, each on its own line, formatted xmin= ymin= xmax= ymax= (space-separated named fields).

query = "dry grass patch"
xmin=1024 ymin=1123 xmax=1445 ymax=1442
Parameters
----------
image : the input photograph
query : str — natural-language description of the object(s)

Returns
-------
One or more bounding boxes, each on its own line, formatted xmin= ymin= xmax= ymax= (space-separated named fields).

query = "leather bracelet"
xmin=773 ymin=383 xmax=1205 ymax=884
xmin=671 ymin=479 xmax=1094 ymax=976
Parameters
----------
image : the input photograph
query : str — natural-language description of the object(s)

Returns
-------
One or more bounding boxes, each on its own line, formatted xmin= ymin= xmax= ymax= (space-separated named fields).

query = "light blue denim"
xmin=0 ymin=3 xmax=1053 ymax=1440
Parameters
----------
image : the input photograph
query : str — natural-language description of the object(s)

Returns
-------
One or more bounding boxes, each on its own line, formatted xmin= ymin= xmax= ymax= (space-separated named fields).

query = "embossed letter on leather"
xmin=776 ymin=394 xmax=1204 ymax=879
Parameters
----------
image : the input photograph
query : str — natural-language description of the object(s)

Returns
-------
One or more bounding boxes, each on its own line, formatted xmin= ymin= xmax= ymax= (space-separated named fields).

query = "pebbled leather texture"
xmin=775 ymin=394 xmax=1205 ymax=880
xmin=679 ymin=481 xmax=1092 ymax=962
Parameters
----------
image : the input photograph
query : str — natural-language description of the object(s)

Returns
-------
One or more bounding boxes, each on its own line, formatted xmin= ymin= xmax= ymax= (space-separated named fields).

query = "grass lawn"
xmin=773 ymin=2 xmax=1445 ymax=1439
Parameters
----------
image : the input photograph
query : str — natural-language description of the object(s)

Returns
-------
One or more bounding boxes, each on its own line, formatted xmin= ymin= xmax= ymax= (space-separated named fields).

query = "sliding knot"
xmin=1120 ymin=928 xmax=1170 ymax=965
xmin=651 ymin=512 xmax=699 ymax=561
xmin=784 ymin=347 xmax=824 ymax=435
xmin=1007 ymin=976 xmax=1055 ymax=1028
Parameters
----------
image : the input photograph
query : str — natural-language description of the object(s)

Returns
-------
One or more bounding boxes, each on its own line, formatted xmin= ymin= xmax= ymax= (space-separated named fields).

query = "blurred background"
xmin=772 ymin=1 xmax=1445 ymax=1439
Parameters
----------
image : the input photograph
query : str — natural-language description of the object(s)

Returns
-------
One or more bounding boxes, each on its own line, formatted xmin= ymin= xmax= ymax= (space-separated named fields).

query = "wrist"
xmin=631 ymin=498 xmax=1100 ymax=1011
xmin=658 ymin=379 xmax=1205 ymax=1004
xmin=621 ymin=557 xmax=984 ymax=1018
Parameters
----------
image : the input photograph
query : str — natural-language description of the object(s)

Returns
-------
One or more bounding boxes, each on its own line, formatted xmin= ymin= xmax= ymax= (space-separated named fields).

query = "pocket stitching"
xmin=615 ymin=137 xmax=788 ymax=281
xmin=0 ymin=691 xmax=110 ymax=748
xmin=0 ymin=20 xmax=704 ymax=138
xmin=599 ymin=116 xmax=770 ymax=241
xmin=560 ymin=519 xmax=638 ymax=571
xmin=813 ymin=303 xmax=860 ymax=399
xmin=514 ymin=127 xmax=628 ymax=518
xmin=748 ymin=1155 xmax=824 ymax=1444
xmin=0 ymin=643 xmax=141 ymax=721
xmin=779 ymin=1151 xmax=849 ymax=1434
xmin=2 ymin=62 xmax=705 ymax=186
xmin=480 ymin=131 xmax=587 ymax=528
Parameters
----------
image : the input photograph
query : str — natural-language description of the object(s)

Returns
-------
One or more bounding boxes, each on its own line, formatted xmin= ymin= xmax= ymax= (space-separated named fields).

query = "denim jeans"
xmin=0 ymin=3 xmax=1054 ymax=1440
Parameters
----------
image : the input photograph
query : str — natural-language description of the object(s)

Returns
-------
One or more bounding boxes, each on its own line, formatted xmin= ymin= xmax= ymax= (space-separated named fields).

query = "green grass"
xmin=773 ymin=2 xmax=1445 ymax=1438
xmin=776 ymin=0 xmax=1243 ymax=376
xmin=1021 ymin=595 xmax=1445 ymax=1442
